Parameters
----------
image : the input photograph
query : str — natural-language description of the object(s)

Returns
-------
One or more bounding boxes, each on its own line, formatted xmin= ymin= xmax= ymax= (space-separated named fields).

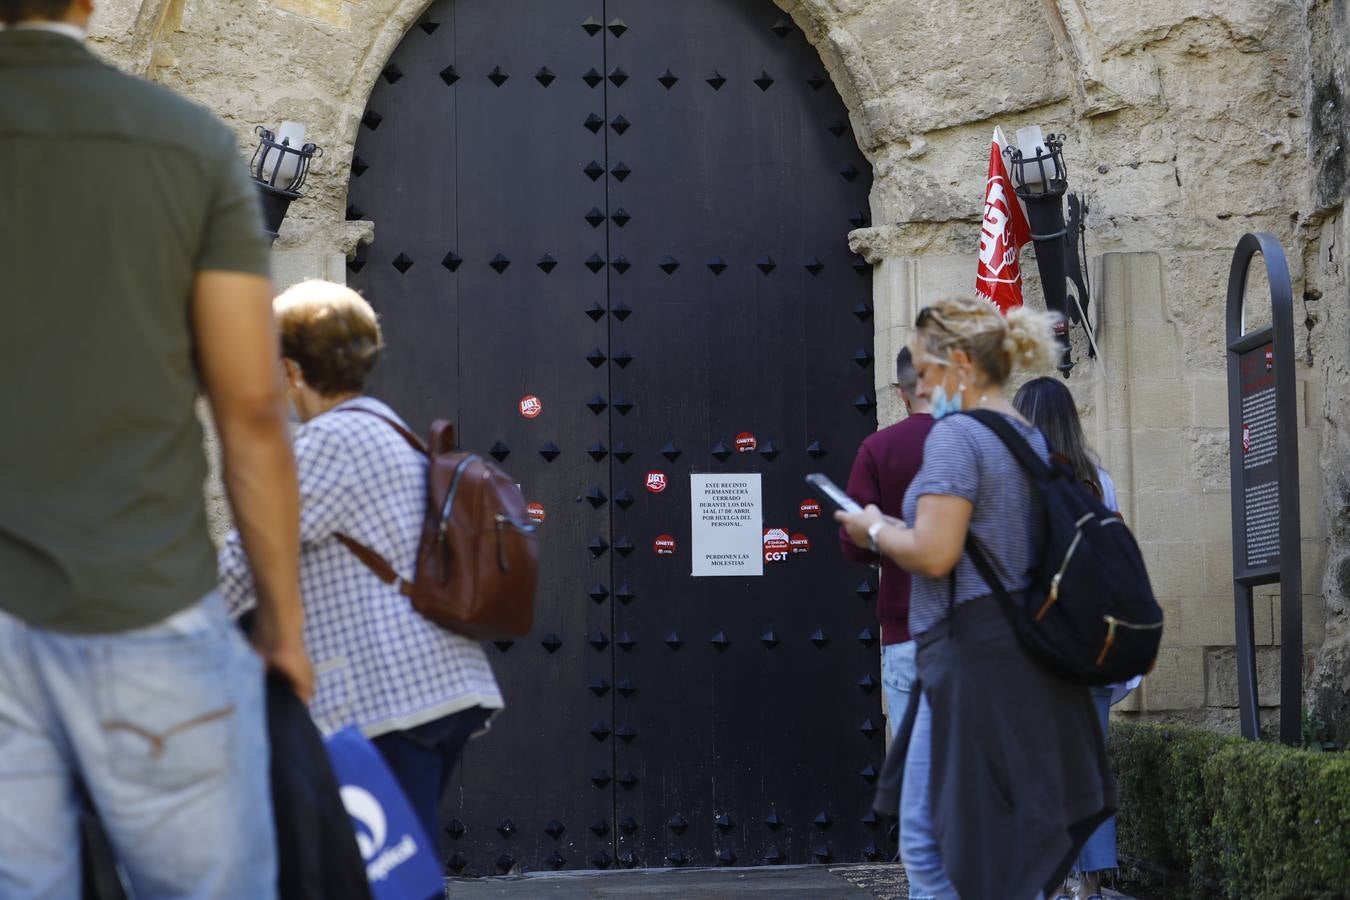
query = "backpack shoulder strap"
xmin=964 ymin=533 xmax=1022 ymax=631
xmin=334 ymin=534 xmax=413 ymax=597
xmin=335 ymin=405 xmax=428 ymax=455
xmin=959 ymin=409 xmax=1050 ymax=480
xmin=331 ymin=403 xmax=422 ymax=594
xmin=964 ymin=534 xmax=1012 ymax=602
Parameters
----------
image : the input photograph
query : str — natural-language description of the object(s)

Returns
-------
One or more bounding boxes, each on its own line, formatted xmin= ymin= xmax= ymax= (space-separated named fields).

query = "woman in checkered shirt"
xmin=220 ymin=279 xmax=504 ymax=843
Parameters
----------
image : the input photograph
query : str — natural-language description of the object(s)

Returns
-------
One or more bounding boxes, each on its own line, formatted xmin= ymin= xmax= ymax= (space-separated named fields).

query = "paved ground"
xmin=446 ymin=865 xmax=1141 ymax=898
xmin=446 ymin=865 xmax=903 ymax=898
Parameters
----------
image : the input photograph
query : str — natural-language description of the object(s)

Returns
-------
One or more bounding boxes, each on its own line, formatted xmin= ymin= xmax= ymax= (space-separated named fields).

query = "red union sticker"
xmin=519 ymin=395 xmax=543 ymax=419
xmin=653 ymin=534 xmax=677 ymax=556
xmin=526 ymin=502 xmax=546 ymax=524
xmin=645 ymin=471 xmax=668 ymax=493
xmin=1242 ymin=423 xmax=1251 ymax=454
xmin=735 ymin=432 xmax=758 ymax=453
xmin=790 ymin=533 xmax=811 ymax=555
xmin=799 ymin=499 xmax=822 ymax=520
xmin=763 ymin=527 xmax=791 ymax=563
xmin=1265 ymin=348 xmax=1274 ymax=371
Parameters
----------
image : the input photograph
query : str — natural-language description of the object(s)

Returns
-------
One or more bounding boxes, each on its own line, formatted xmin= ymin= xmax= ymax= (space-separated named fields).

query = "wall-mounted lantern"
xmin=250 ymin=121 xmax=322 ymax=243
xmin=1006 ymin=127 xmax=1093 ymax=377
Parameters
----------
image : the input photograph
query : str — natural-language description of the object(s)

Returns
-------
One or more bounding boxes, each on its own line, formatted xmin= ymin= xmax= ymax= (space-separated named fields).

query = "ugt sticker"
xmin=763 ymin=527 xmax=790 ymax=563
xmin=735 ymin=432 xmax=757 ymax=453
xmin=646 ymin=471 xmax=668 ymax=493
xmin=799 ymin=499 xmax=821 ymax=520
xmin=653 ymin=534 xmax=677 ymax=556
xmin=790 ymin=533 xmax=811 ymax=555
xmin=526 ymin=503 xmax=546 ymax=524
xmin=519 ymin=395 xmax=543 ymax=419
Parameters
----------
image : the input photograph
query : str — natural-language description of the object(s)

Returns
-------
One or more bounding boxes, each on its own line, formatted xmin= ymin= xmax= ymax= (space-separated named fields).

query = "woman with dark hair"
xmin=1012 ymin=377 xmax=1116 ymax=509
xmin=1013 ymin=375 xmax=1132 ymax=900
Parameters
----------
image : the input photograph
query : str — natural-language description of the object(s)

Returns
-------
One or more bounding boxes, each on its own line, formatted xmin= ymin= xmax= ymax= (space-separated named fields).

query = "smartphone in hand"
xmin=804 ymin=473 xmax=862 ymax=514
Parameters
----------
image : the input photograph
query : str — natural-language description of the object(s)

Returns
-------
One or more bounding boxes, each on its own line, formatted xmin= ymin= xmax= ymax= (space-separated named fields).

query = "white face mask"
xmin=929 ymin=382 xmax=965 ymax=420
xmin=922 ymin=357 xmax=967 ymax=420
xmin=283 ymin=362 xmax=305 ymax=424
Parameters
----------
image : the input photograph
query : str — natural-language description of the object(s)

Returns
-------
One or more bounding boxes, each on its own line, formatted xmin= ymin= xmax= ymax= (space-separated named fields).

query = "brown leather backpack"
xmin=332 ymin=409 xmax=538 ymax=640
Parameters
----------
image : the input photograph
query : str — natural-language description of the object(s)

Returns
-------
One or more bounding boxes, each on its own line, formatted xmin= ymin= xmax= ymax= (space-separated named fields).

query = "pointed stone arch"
xmin=335 ymin=0 xmax=887 ymax=211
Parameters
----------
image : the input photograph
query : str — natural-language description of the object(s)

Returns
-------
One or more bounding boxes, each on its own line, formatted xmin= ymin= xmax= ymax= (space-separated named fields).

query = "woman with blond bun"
xmin=839 ymin=296 xmax=1116 ymax=900
xmin=219 ymin=280 xmax=503 ymax=843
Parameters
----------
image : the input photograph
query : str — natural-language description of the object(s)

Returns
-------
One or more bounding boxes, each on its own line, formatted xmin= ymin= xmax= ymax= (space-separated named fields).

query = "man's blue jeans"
xmin=882 ymin=640 xmax=918 ymax=740
xmin=0 ymin=593 xmax=276 ymax=899
xmin=900 ymin=693 xmax=960 ymax=900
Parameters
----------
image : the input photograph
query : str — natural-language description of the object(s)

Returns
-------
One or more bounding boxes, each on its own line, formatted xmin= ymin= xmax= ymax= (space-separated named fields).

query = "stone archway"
xmin=333 ymin=0 xmax=886 ymax=209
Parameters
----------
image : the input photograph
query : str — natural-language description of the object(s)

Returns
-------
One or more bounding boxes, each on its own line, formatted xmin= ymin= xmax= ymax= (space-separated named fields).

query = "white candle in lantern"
xmin=1015 ymin=125 xmax=1049 ymax=186
xmin=273 ymin=121 xmax=307 ymax=187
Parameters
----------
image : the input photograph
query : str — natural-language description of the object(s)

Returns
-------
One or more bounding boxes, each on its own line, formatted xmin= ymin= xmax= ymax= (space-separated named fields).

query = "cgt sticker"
xmin=646 ymin=471 xmax=668 ymax=493
xmin=763 ymin=527 xmax=790 ymax=563
xmin=735 ymin=432 xmax=757 ymax=453
xmin=526 ymin=502 xmax=546 ymax=525
xmin=653 ymin=534 xmax=677 ymax=556
xmin=790 ymin=533 xmax=811 ymax=555
xmin=799 ymin=499 xmax=821 ymax=520
xmin=519 ymin=395 xmax=543 ymax=419
xmin=1242 ymin=423 xmax=1251 ymax=454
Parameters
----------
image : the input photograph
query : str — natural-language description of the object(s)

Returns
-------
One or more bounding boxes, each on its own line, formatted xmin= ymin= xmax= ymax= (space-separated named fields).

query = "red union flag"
xmin=976 ymin=127 xmax=1032 ymax=313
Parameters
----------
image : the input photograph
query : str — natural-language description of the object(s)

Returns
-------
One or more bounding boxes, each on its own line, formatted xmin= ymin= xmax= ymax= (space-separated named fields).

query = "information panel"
xmin=1239 ymin=342 xmax=1280 ymax=570
xmin=690 ymin=474 xmax=763 ymax=577
xmin=1224 ymin=231 xmax=1302 ymax=743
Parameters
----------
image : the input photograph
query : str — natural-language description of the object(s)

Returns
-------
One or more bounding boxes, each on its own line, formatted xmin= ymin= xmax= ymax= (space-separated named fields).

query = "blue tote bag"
xmin=325 ymin=727 xmax=445 ymax=900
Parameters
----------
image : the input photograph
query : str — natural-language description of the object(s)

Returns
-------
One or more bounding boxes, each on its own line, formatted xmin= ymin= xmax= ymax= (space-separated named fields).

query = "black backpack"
xmin=959 ymin=410 xmax=1164 ymax=685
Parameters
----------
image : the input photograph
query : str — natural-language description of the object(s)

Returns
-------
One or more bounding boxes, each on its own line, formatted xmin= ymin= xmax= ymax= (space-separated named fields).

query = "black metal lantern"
xmin=250 ymin=124 xmax=322 ymax=242
xmin=1005 ymin=132 xmax=1092 ymax=377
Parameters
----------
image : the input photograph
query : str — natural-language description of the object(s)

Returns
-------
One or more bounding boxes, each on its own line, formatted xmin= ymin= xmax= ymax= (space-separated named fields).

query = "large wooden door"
xmin=347 ymin=0 xmax=881 ymax=874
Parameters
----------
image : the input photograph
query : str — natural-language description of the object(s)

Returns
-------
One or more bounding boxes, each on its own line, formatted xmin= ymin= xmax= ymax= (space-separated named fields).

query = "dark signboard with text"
xmin=1225 ymin=234 xmax=1301 ymax=744
xmin=1238 ymin=342 xmax=1279 ymax=573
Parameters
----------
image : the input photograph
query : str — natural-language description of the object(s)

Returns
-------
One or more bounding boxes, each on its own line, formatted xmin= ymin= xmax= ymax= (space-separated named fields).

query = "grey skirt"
xmin=875 ymin=594 xmax=1116 ymax=900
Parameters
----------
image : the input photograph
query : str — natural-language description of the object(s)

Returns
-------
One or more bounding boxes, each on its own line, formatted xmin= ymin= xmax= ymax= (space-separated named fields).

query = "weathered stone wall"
xmin=84 ymin=0 xmax=1348 ymax=734
xmin=1303 ymin=0 xmax=1349 ymax=745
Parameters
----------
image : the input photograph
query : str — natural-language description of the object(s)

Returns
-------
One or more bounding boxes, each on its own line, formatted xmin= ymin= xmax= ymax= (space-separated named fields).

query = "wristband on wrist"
xmin=866 ymin=520 xmax=887 ymax=554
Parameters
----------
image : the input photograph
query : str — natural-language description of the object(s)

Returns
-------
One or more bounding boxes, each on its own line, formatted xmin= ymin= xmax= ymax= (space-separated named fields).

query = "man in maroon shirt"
xmin=839 ymin=347 xmax=934 ymax=738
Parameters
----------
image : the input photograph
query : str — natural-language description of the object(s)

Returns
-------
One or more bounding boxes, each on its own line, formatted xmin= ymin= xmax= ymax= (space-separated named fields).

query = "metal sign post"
xmin=1225 ymin=233 xmax=1302 ymax=744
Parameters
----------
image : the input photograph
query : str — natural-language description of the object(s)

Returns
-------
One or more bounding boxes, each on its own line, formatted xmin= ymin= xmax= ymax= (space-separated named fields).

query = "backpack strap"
xmin=335 ymin=405 xmax=428 ymax=455
xmin=954 ymin=411 xmax=1046 ymax=636
xmin=957 ymin=409 xmax=1051 ymax=481
xmin=964 ymin=533 xmax=1020 ymax=623
xmin=331 ymin=404 xmax=421 ymax=594
xmin=333 ymin=533 xmax=413 ymax=597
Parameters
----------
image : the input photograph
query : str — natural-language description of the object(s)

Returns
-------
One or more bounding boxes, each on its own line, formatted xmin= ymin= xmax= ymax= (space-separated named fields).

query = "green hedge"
xmin=1110 ymin=723 xmax=1350 ymax=898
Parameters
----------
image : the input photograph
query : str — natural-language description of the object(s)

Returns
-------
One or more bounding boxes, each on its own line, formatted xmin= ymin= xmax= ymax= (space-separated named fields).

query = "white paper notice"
xmin=691 ymin=474 xmax=764 ymax=577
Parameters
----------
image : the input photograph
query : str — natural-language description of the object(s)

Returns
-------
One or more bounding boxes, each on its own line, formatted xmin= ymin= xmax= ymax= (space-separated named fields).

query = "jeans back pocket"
xmin=95 ymin=607 xmax=252 ymax=792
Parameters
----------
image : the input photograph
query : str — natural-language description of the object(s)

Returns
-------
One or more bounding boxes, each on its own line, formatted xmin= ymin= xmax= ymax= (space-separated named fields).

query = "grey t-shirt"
xmin=902 ymin=413 xmax=1049 ymax=637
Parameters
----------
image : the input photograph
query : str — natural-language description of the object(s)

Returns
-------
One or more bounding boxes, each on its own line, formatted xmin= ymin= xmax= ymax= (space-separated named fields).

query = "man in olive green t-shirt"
xmin=0 ymin=0 xmax=311 ymax=894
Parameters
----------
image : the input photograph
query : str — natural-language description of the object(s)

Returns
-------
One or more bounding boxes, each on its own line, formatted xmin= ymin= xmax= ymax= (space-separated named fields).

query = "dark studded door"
xmin=347 ymin=0 xmax=879 ymax=875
